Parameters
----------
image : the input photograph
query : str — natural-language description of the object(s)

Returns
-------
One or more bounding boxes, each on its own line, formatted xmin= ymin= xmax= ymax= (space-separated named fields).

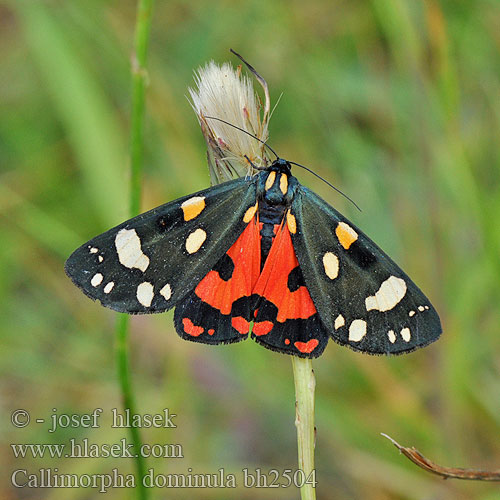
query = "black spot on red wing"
xmin=251 ymin=296 xmax=278 ymax=322
xmin=287 ymin=265 xmax=306 ymax=292
xmin=231 ymin=294 xmax=258 ymax=320
xmin=212 ymin=253 xmax=235 ymax=281
xmin=347 ymin=240 xmax=377 ymax=269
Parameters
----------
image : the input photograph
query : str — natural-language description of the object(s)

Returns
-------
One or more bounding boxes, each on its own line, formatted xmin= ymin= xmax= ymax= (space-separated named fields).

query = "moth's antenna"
xmin=203 ymin=116 xmax=359 ymax=210
xmin=289 ymin=161 xmax=362 ymax=212
xmin=204 ymin=116 xmax=279 ymax=159
xmin=205 ymin=118 xmax=360 ymax=210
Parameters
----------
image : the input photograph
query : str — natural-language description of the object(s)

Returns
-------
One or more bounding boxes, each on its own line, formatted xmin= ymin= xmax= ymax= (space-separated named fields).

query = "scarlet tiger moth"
xmin=65 ymin=158 xmax=441 ymax=358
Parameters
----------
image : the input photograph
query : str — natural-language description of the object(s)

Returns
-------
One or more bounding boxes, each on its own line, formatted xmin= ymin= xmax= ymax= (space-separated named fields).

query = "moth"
xmin=65 ymin=155 xmax=442 ymax=358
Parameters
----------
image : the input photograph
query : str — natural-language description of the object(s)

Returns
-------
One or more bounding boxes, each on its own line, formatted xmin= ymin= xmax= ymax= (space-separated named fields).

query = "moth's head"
xmin=269 ymin=158 xmax=292 ymax=176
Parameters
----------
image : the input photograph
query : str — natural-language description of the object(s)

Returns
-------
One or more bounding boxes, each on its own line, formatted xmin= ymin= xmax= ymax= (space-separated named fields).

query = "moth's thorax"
xmin=257 ymin=160 xmax=298 ymax=265
xmin=257 ymin=159 xmax=297 ymax=206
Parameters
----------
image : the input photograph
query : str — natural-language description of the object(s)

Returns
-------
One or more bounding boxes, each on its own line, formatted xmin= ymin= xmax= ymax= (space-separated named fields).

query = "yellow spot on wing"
xmin=286 ymin=211 xmax=297 ymax=234
xmin=243 ymin=202 xmax=258 ymax=223
xmin=181 ymin=196 xmax=206 ymax=221
xmin=279 ymin=174 xmax=288 ymax=195
xmin=265 ymin=171 xmax=276 ymax=190
xmin=336 ymin=222 xmax=358 ymax=249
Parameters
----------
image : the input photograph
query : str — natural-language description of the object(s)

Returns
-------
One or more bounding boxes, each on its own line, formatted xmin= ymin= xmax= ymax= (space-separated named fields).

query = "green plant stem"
xmin=292 ymin=357 xmax=316 ymax=500
xmin=115 ymin=314 xmax=148 ymax=499
xmin=130 ymin=0 xmax=154 ymax=217
xmin=115 ymin=0 xmax=154 ymax=498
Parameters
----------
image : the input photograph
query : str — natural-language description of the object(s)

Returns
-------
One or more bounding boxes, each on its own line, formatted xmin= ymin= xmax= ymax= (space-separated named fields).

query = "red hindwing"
xmin=194 ymin=217 xmax=261 ymax=314
xmin=177 ymin=214 xmax=328 ymax=357
xmin=253 ymin=221 xmax=316 ymax=322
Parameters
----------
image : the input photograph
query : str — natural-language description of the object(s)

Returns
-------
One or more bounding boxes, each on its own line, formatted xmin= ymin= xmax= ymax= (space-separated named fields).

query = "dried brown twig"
xmin=382 ymin=433 xmax=500 ymax=481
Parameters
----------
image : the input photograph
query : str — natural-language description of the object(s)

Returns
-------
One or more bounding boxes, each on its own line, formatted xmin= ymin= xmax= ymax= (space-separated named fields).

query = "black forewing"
xmin=65 ymin=177 xmax=257 ymax=313
xmin=291 ymin=186 xmax=442 ymax=354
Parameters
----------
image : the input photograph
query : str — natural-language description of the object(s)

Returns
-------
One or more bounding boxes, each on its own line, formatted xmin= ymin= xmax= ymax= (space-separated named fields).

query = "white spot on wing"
xmin=104 ymin=282 xmax=114 ymax=294
xmin=334 ymin=314 xmax=345 ymax=330
xmin=322 ymin=252 xmax=339 ymax=280
xmin=401 ymin=327 xmax=411 ymax=342
xmin=186 ymin=228 xmax=207 ymax=254
xmin=91 ymin=273 xmax=103 ymax=287
xmin=160 ymin=283 xmax=172 ymax=301
xmin=409 ymin=310 xmax=415 ymax=317
xmin=349 ymin=319 xmax=367 ymax=342
xmin=388 ymin=330 xmax=396 ymax=343
xmin=89 ymin=247 xmax=98 ymax=254
xmin=137 ymin=282 xmax=154 ymax=307
xmin=115 ymin=229 xmax=150 ymax=272
xmin=365 ymin=276 xmax=407 ymax=312
xmin=418 ymin=306 xmax=425 ymax=312
xmin=98 ymin=255 xmax=104 ymax=263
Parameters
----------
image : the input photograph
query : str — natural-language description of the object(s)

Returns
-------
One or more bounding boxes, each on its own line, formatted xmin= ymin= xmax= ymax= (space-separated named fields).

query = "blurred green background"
xmin=2 ymin=1 xmax=500 ymax=499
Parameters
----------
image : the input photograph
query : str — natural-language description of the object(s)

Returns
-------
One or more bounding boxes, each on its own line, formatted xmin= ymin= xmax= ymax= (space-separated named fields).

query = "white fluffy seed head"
xmin=189 ymin=61 xmax=271 ymax=183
